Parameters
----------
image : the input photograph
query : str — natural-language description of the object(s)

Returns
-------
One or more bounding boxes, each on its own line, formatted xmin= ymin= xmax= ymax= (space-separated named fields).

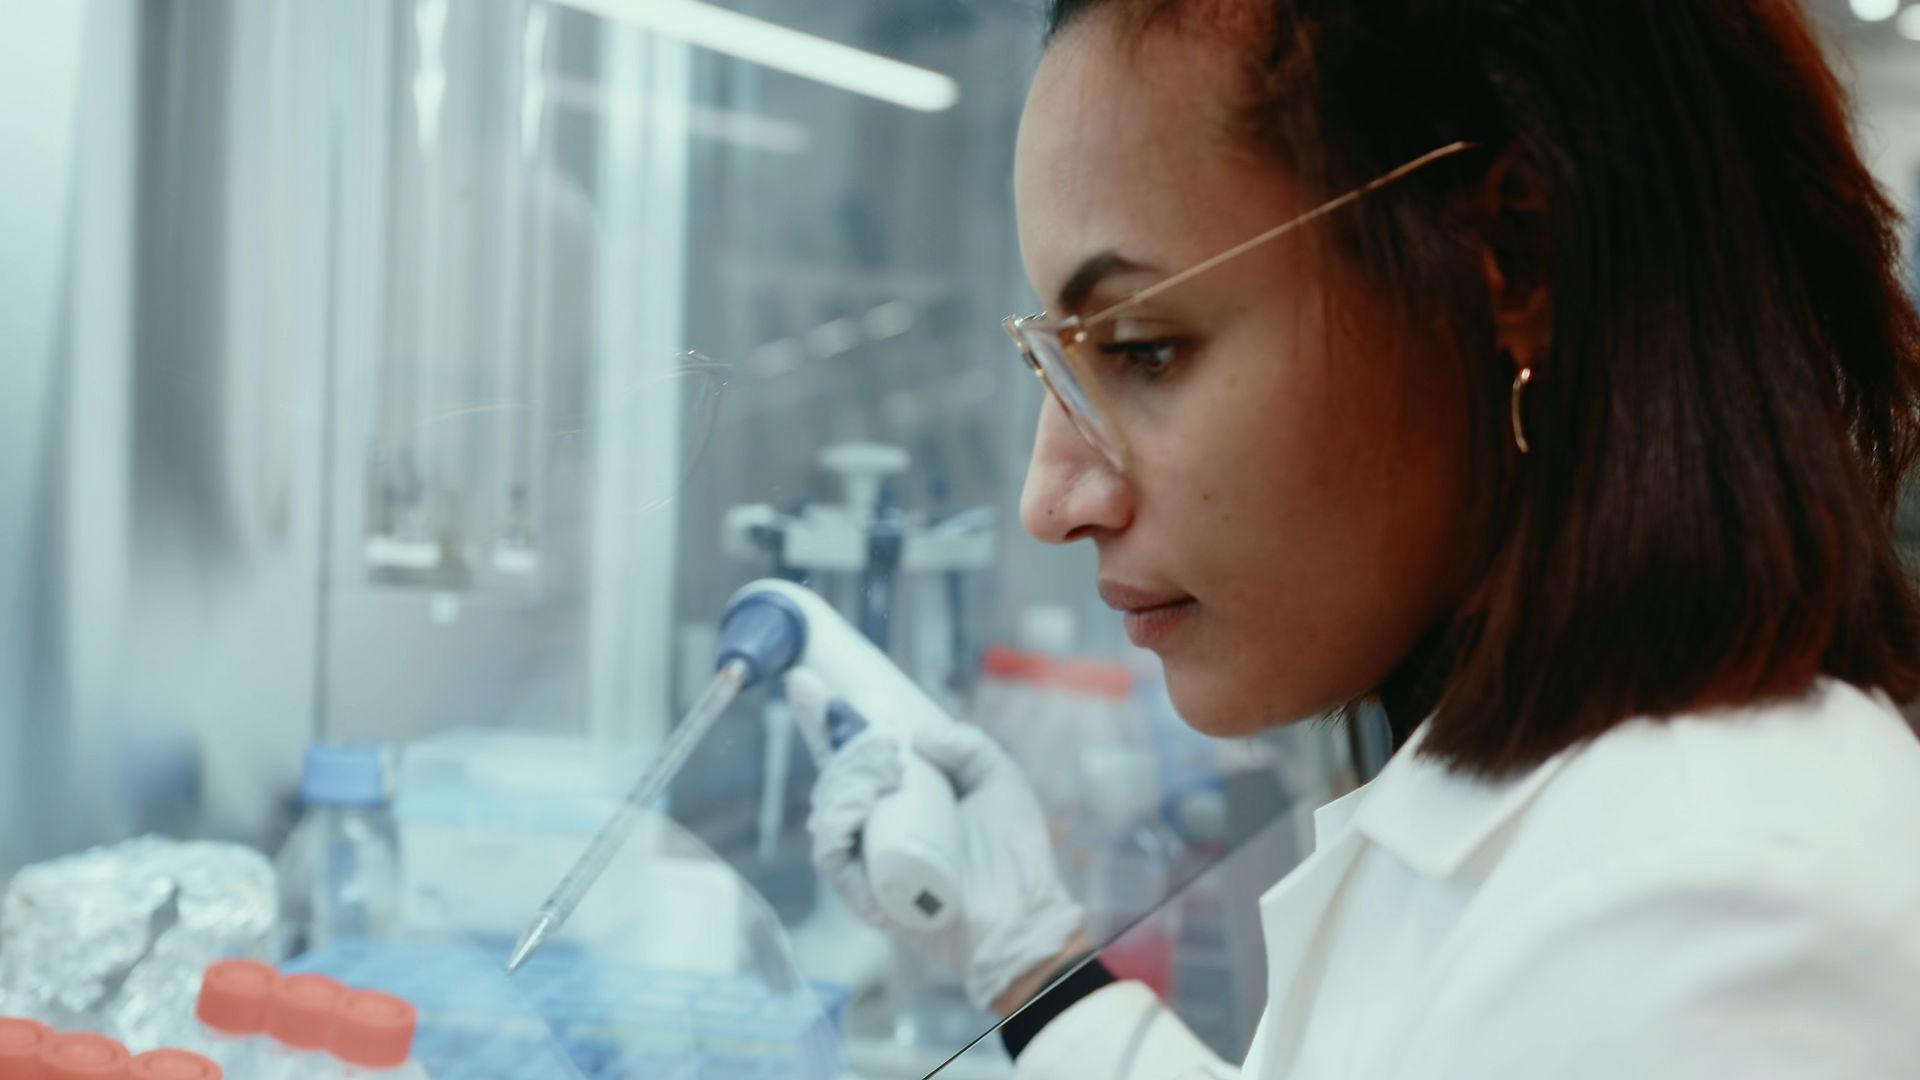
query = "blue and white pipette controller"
xmin=719 ymin=579 xmax=967 ymax=932
xmin=507 ymin=579 xmax=967 ymax=974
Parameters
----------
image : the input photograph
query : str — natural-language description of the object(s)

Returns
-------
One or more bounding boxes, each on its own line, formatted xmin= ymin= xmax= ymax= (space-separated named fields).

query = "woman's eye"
xmin=1098 ymin=338 xmax=1181 ymax=377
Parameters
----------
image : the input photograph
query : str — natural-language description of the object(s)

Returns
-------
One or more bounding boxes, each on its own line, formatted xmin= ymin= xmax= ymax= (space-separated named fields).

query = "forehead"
xmin=1012 ymin=17 xmax=1306 ymax=302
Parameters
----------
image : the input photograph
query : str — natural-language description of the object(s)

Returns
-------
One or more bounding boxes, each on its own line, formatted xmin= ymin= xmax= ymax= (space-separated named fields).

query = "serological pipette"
xmin=505 ymin=657 xmax=751 ymax=974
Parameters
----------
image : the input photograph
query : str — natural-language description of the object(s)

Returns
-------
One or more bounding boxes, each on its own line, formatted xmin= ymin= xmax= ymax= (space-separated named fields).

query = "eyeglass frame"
xmin=1002 ymin=140 xmax=1482 ymax=472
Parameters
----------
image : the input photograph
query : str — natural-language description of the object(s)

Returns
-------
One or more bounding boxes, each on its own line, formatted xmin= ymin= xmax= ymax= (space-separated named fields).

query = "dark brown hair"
xmin=1047 ymin=0 xmax=1920 ymax=774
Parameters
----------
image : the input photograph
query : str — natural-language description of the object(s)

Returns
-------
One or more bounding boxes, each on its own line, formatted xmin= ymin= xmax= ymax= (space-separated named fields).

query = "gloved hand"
xmin=801 ymin=695 xmax=1086 ymax=1011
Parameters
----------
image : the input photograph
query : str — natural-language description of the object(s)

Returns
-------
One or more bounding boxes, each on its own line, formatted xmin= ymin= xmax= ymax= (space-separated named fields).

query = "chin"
xmin=1162 ymin=660 xmax=1315 ymax=738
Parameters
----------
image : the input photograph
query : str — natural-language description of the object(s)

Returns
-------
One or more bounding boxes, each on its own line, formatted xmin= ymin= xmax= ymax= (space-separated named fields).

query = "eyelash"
xmin=1098 ymin=338 xmax=1184 ymax=378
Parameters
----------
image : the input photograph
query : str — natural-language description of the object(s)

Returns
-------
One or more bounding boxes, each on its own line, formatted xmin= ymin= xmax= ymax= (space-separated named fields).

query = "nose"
xmin=1019 ymin=394 xmax=1134 ymax=544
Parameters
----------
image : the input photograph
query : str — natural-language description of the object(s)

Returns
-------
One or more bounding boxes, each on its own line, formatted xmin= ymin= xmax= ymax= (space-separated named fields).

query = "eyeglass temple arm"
xmin=1082 ymin=140 xmax=1482 ymax=327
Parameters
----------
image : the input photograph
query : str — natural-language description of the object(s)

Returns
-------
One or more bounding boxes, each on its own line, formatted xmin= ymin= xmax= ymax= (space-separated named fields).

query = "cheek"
xmin=1140 ymin=315 xmax=1363 ymax=559
xmin=1138 ymin=313 xmax=1477 ymax=730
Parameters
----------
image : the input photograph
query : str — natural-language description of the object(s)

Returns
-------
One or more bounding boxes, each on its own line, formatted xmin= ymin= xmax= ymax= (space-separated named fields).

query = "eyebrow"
xmin=1054 ymin=251 xmax=1159 ymax=316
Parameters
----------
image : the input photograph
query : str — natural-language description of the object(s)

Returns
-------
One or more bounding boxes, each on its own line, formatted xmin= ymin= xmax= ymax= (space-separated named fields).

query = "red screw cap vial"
xmin=126 ymin=1051 xmax=219 ymax=1080
xmin=329 ymin=990 xmax=418 ymax=1070
xmin=37 ymin=1033 xmax=130 ymax=1080
xmin=265 ymin=973 xmax=346 ymax=1052
xmin=0 ymin=1017 xmax=54 ymax=1080
xmin=195 ymin=960 xmax=279 ymax=1037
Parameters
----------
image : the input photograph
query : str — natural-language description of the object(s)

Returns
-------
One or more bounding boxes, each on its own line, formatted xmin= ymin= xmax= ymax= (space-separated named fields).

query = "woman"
xmin=805 ymin=1 xmax=1920 ymax=1076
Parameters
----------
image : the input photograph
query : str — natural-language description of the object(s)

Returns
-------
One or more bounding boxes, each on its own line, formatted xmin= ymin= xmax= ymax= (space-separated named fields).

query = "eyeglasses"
xmin=1002 ymin=140 xmax=1480 ymax=472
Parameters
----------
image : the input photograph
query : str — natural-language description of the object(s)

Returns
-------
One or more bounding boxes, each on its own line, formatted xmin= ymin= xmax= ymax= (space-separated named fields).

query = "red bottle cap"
xmin=195 ymin=960 xmax=279 ymax=1036
xmin=0 ymin=1017 xmax=53 ymax=1079
xmin=328 ymin=990 xmax=417 ymax=1069
xmin=1044 ymin=656 xmax=1132 ymax=700
xmin=127 ymin=1051 xmax=220 ymax=1080
xmin=37 ymin=1033 xmax=129 ymax=1080
xmin=265 ymin=974 xmax=346 ymax=1051
xmin=980 ymin=646 xmax=1041 ymax=681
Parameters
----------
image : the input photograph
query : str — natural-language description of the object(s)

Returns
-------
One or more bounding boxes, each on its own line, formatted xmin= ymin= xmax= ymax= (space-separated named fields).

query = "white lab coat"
xmin=1015 ymin=678 xmax=1920 ymax=1079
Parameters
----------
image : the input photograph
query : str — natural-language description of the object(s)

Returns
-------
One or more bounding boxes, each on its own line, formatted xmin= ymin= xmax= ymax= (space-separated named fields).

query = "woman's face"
xmin=1013 ymin=16 xmax=1482 ymax=735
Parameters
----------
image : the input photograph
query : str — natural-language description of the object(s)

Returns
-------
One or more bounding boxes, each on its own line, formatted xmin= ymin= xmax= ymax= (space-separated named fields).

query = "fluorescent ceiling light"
xmin=1852 ymin=0 xmax=1898 ymax=20
xmin=546 ymin=76 xmax=812 ymax=155
xmin=1899 ymin=4 xmax=1920 ymax=38
xmin=553 ymin=0 xmax=960 ymax=112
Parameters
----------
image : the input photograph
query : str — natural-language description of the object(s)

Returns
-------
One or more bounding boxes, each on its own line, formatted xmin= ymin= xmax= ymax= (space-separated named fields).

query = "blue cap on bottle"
xmin=299 ymin=744 xmax=387 ymax=807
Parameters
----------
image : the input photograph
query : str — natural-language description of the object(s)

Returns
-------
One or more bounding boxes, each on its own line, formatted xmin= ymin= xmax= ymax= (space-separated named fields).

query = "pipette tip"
xmin=505 ymin=911 xmax=555 ymax=975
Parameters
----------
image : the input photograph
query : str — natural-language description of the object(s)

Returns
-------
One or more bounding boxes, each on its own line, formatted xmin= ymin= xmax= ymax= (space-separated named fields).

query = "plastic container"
xmin=328 ymin=991 xmax=426 ymax=1078
xmin=127 ymin=1050 xmax=221 ymax=1080
xmin=278 ymin=746 xmax=399 ymax=953
xmin=263 ymin=974 xmax=346 ymax=1079
xmin=37 ymin=1033 xmax=131 ymax=1080
xmin=389 ymin=730 xmax=652 ymax=941
xmin=968 ymin=647 xmax=1090 ymax=837
xmin=0 ymin=1016 xmax=54 ymax=1079
xmin=192 ymin=960 xmax=277 ymax=1074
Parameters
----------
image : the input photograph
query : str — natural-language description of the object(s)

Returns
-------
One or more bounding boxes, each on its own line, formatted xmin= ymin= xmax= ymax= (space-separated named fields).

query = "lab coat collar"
xmin=1309 ymin=782 xmax=1371 ymax=846
xmin=1344 ymin=722 xmax=1573 ymax=880
xmin=1251 ymin=723 xmax=1578 ymax=1071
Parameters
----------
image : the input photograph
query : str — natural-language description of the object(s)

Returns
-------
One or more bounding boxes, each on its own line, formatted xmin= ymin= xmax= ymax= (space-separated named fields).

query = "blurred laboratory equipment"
xmin=276 ymin=747 xmax=401 ymax=956
xmin=984 ymin=632 xmax=1348 ymax=1058
xmin=968 ymin=649 xmax=1132 ymax=852
xmin=510 ymin=577 xmax=966 ymax=973
xmin=0 ymin=838 xmax=275 ymax=1047
xmin=976 ymin=656 xmax=1162 ymax=942
xmin=1077 ymin=744 xmax=1184 ymax=997
xmin=1133 ymin=667 xmax=1233 ymax=849
xmin=722 ymin=441 xmax=997 ymax=702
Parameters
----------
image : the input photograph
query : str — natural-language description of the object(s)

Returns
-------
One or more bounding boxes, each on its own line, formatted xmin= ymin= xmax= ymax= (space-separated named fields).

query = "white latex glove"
xmin=802 ymin=698 xmax=1086 ymax=1011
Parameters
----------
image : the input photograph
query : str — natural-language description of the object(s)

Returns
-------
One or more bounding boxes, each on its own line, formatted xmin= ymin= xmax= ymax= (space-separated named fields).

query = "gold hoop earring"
xmin=1510 ymin=366 xmax=1534 ymax=455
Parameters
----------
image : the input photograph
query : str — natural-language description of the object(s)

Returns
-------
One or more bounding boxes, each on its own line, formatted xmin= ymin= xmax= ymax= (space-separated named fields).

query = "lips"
xmin=1098 ymin=581 xmax=1191 ymax=612
xmin=1099 ymin=580 xmax=1197 ymax=649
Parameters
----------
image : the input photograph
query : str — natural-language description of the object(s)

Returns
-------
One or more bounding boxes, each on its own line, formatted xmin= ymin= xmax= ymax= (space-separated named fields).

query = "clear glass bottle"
xmin=278 ymin=745 xmax=399 ymax=953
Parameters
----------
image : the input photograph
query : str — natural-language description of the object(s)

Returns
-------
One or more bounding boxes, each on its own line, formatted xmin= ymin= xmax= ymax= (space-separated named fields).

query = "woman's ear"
xmin=1476 ymin=146 xmax=1554 ymax=372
